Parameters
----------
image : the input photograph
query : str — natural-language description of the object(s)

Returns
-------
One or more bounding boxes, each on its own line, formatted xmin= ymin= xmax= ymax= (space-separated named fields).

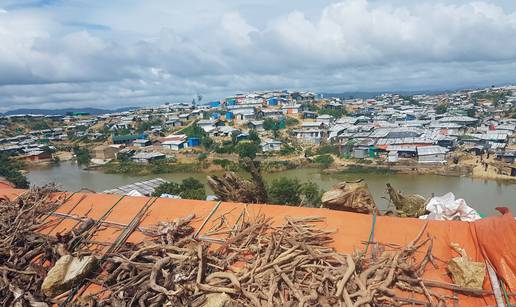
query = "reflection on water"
xmin=28 ymin=161 xmax=515 ymax=215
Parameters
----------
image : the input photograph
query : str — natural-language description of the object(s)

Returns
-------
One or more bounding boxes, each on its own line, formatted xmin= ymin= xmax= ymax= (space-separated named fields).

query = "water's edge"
xmin=28 ymin=162 xmax=516 ymax=216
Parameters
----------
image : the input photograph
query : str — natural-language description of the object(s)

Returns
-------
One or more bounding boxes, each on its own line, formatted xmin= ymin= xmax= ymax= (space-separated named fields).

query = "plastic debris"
xmin=419 ymin=192 xmax=481 ymax=221
xmin=159 ymin=193 xmax=182 ymax=199
xmin=125 ymin=189 xmax=144 ymax=197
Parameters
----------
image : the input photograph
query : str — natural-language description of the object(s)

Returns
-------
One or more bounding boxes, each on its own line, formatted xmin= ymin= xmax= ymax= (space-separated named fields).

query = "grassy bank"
xmin=100 ymin=156 xmax=405 ymax=177
xmin=260 ymin=160 xmax=300 ymax=173
xmin=344 ymin=165 xmax=399 ymax=174
xmin=102 ymin=160 xmax=203 ymax=176
xmin=325 ymin=164 xmax=399 ymax=175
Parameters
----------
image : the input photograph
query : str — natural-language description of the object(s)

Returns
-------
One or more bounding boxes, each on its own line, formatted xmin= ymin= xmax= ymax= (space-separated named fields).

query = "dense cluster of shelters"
xmin=0 ymin=86 xmax=515 ymax=176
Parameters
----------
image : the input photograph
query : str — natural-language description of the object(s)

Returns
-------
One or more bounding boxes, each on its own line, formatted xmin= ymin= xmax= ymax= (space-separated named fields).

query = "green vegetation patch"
xmin=318 ymin=106 xmax=347 ymax=118
xmin=313 ymin=154 xmax=334 ymax=168
xmin=261 ymin=160 xmax=297 ymax=172
xmin=435 ymin=104 xmax=448 ymax=114
xmin=213 ymin=159 xmax=240 ymax=171
xmin=317 ymin=145 xmax=340 ymax=156
xmin=152 ymin=177 xmax=206 ymax=200
xmin=345 ymin=165 xmax=398 ymax=174
xmin=267 ymin=177 xmax=323 ymax=207
xmin=0 ymin=153 xmax=29 ymax=188
xmin=103 ymin=159 xmax=201 ymax=175
xmin=73 ymin=146 xmax=91 ymax=166
xmin=471 ymin=90 xmax=512 ymax=106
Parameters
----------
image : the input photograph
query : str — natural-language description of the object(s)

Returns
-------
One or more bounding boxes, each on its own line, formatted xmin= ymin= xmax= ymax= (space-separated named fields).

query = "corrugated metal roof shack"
xmin=103 ymin=178 xmax=167 ymax=196
xmin=417 ymin=145 xmax=449 ymax=163
xmin=112 ymin=134 xmax=145 ymax=145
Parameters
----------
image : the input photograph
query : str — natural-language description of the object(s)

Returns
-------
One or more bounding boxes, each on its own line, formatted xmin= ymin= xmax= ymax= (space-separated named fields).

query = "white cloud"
xmin=221 ymin=12 xmax=257 ymax=46
xmin=266 ymin=0 xmax=516 ymax=65
xmin=0 ymin=0 xmax=516 ymax=111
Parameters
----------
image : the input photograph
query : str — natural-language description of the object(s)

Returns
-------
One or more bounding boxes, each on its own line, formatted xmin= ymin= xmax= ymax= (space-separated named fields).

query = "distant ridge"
xmin=2 ymin=107 xmax=138 ymax=116
xmin=322 ymin=90 xmax=448 ymax=99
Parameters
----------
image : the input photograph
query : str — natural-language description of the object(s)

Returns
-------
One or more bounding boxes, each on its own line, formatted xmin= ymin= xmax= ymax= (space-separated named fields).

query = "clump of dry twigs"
xmin=0 ymin=187 xmax=493 ymax=306
xmin=89 ymin=213 xmax=451 ymax=306
xmin=0 ymin=185 xmax=65 ymax=305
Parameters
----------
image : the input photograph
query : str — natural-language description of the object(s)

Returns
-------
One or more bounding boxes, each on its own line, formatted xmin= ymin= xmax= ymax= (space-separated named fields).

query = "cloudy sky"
xmin=0 ymin=0 xmax=516 ymax=111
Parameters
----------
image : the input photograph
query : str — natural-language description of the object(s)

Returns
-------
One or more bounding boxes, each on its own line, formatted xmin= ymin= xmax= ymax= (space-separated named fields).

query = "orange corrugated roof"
xmin=0 ymin=182 xmax=14 ymax=189
xmin=0 ymin=177 xmax=14 ymax=189
xmin=1 ymin=188 xmax=515 ymax=305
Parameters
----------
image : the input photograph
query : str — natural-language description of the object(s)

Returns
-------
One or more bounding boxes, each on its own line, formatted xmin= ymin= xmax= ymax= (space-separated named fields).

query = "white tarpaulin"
xmin=159 ymin=194 xmax=181 ymax=199
xmin=125 ymin=190 xmax=144 ymax=197
xmin=419 ymin=192 xmax=481 ymax=222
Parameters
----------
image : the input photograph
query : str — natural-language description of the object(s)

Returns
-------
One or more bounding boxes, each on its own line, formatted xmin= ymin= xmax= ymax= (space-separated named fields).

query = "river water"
xmin=28 ymin=162 xmax=515 ymax=215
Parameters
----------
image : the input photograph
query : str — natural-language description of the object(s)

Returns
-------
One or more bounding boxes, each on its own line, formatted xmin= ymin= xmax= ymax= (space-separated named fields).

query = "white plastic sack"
xmin=159 ymin=193 xmax=181 ymax=199
xmin=419 ymin=192 xmax=481 ymax=222
xmin=126 ymin=189 xmax=144 ymax=197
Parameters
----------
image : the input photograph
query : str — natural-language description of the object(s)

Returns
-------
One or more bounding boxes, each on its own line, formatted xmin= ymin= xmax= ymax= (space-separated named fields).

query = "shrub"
xmin=261 ymin=160 xmax=297 ymax=172
xmin=117 ymin=152 xmax=131 ymax=162
xmin=152 ymin=177 xmax=206 ymax=200
xmin=73 ymin=146 xmax=91 ymax=166
xmin=318 ymin=107 xmax=346 ymax=118
xmin=248 ymin=129 xmax=261 ymax=144
xmin=280 ymin=145 xmax=296 ymax=156
xmin=182 ymin=124 xmax=206 ymax=139
xmin=197 ymin=153 xmax=208 ymax=161
xmin=235 ymin=142 xmax=260 ymax=159
xmin=314 ymin=154 xmax=334 ymax=168
xmin=180 ymin=188 xmax=206 ymax=200
xmin=304 ymin=148 xmax=313 ymax=157
xmin=301 ymin=181 xmax=323 ymax=207
xmin=181 ymin=177 xmax=204 ymax=191
xmin=202 ymin=137 xmax=214 ymax=150
xmin=263 ymin=118 xmax=280 ymax=131
xmin=286 ymin=117 xmax=299 ymax=126
xmin=214 ymin=144 xmax=233 ymax=154
xmin=435 ymin=104 xmax=447 ymax=114
xmin=152 ymin=182 xmax=181 ymax=196
xmin=267 ymin=177 xmax=302 ymax=205
xmin=0 ymin=153 xmax=29 ymax=188
xmin=317 ymin=145 xmax=340 ymax=155
xmin=213 ymin=159 xmax=231 ymax=168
